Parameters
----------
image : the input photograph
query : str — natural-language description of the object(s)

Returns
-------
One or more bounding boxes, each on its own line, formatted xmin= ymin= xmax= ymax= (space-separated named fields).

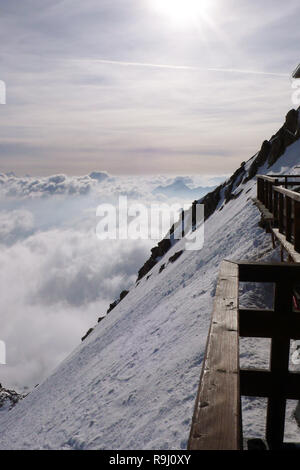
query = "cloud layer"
xmin=0 ymin=173 xmax=218 ymax=391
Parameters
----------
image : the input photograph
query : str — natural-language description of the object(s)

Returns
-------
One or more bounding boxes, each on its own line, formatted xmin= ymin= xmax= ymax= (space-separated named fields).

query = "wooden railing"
xmin=256 ymin=175 xmax=300 ymax=254
xmin=273 ymin=186 xmax=300 ymax=253
xmin=188 ymin=260 xmax=300 ymax=450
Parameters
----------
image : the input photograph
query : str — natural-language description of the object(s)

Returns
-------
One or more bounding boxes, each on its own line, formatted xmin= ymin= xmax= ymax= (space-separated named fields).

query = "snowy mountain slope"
xmin=1 ymin=112 xmax=300 ymax=449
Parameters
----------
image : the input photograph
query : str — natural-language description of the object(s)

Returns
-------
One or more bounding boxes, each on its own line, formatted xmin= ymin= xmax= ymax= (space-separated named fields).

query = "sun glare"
xmin=153 ymin=0 xmax=212 ymax=26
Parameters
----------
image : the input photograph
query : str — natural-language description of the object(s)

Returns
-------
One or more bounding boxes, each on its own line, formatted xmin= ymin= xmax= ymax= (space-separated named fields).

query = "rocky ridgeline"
xmin=136 ymin=107 xmax=300 ymax=281
xmin=82 ymin=107 xmax=300 ymax=340
xmin=0 ymin=384 xmax=24 ymax=413
xmin=81 ymin=289 xmax=129 ymax=341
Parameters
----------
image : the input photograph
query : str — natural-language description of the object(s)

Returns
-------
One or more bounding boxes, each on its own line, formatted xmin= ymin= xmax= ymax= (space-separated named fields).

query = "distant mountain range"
xmin=152 ymin=176 xmax=216 ymax=200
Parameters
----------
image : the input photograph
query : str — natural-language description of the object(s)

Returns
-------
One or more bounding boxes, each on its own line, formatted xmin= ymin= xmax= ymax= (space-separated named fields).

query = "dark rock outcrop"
xmin=107 ymin=300 xmax=119 ymax=314
xmin=199 ymin=184 xmax=224 ymax=221
xmin=247 ymin=141 xmax=271 ymax=181
xmin=0 ymin=384 xmax=24 ymax=412
xmin=137 ymin=238 xmax=171 ymax=281
xmin=168 ymin=251 xmax=183 ymax=263
xmin=224 ymin=162 xmax=246 ymax=203
xmin=81 ymin=328 xmax=94 ymax=341
xmin=159 ymin=264 xmax=166 ymax=273
xmin=119 ymin=290 xmax=129 ymax=301
xmin=247 ymin=108 xmax=300 ymax=176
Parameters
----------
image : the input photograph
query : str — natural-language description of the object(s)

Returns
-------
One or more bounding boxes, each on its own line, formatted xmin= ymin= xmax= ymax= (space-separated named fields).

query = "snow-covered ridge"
xmin=1 ymin=108 xmax=300 ymax=449
xmin=133 ymin=107 xmax=300 ymax=285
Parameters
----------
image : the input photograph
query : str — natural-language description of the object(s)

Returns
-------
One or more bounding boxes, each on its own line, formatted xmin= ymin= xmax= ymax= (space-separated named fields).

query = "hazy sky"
xmin=0 ymin=0 xmax=299 ymax=176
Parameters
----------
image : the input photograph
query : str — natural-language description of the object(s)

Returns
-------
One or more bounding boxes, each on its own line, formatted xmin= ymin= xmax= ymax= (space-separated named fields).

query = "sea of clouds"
xmin=0 ymin=171 xmax=224 ymax=391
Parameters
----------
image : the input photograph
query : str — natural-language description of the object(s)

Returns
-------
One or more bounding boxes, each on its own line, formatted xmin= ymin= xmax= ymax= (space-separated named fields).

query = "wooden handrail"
xmin=257 ymin=175 xmax=277 ymax=182
xmin=188 ymin=260 xmax=240 ymax=450
xmin=258 ymin=174 xmax=300 ymax=179
xmin=256 ymin=175 xmax=300 ymax=254
xmin=274 ymin=186 xmax=300 ymax=202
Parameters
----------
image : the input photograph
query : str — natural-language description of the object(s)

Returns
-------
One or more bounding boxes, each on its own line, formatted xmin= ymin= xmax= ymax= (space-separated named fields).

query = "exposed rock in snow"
xmin=137 ymin=238 xmax=172 ymax=281
xmin=0 ymin=384 xmax=24 ymax=415
xmin=81 ymin=328 xmax=94 ymax=342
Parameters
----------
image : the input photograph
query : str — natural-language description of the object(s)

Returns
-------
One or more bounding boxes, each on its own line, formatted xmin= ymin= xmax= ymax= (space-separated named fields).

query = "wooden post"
xmin=266 ymin=280 xmax=293 ymax=449
xmin=269 ymin=181 xmax=273 ymax=212
xmin=257 ymin=178 xmax=261 ymax=201
xmin=286 ymin=197 xmax=292 ymax=242
xmin=279 ymin=193 xmax=284 ymax=234
xmin=273 ymin=189 xmax=279 ymax=227
xmin=262 ymin=179 xmax=266 ymax=206
xmin=294 ymin=200 xmax=300 ymax=253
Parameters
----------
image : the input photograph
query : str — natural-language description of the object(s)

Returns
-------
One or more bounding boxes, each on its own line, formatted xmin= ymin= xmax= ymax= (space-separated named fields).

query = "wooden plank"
xmin=240 ymin=308 xmax=300 ymax=339
xmin=272 ymin=229 xmax=300 ymax=262
xmin=239 ymin=309 xmax=274 ymax=338
xmin=274 ymin=186 xmax=300 ymax=202
xmin=286 ymin=197 xmax=292 ymax=242
xmin=279 ymin=192 xmax=284 ymax=234
xmin=257 ymin=175 xmax=277 ymax=182
xmin=270 ymin=174 xmax=300 ymax=178
xmin=240 ymin=369 xmax=300 ymax=400
xmin=273 ymin=190 xmax=279 ymax=226
xmin=294 ymin=200 xmax=300 ymax=253
xmin=240 ymin=369 xmax=271 ymax=398
xmin=268 ymin=181 xmax=273 ymax=212
xmin=237 ymin=260 xmax=300 ymax=282
xmin=188 ymin=261 xmax=241 ymax=450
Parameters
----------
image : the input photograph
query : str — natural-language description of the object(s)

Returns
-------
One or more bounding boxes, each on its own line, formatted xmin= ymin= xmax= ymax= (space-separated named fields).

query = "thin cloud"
xmin=85 ymin=58 xmax=289 ymax=78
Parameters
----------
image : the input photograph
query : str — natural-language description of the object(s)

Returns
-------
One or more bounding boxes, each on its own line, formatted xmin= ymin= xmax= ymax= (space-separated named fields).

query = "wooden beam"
xmin=294 ymin=200 xmax=300 ymax=253
xmin=286 ymin=197 xmax=292 ymax=242
xmin=257 ymin=175 xmax=277 ymax=182
xmin=240 ymin=369 xmax=272 ymax=398
xmin=239 ymin=309 xmax=274 ymax=338
xmin=279 ymin=192 xmax=284 ymax=234
xmin=269 ymin=174 xmax=300 ymax=178
xmin=236 ymin=260 xmax=300 ymax=282
xmin=266 ymin=280 xmax=293 ymax=449
xmin=188 ymin=261 xmax=241 ymax=450
xmin=240 ymin=309 xmax=300 ymax=339
xmin=274 ymin=186 xmax=300 ymax=202
xmin=240 ymin=369 xmax=300 ymax=400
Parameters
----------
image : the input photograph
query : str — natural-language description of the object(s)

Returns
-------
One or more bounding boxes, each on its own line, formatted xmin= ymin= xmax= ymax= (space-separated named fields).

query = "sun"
xmin=153 ymin=0 xmax=212 ymax=26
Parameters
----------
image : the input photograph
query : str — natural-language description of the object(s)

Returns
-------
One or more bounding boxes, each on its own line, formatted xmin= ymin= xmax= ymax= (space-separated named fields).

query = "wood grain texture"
xmin=188 ymin=261 xmax=240 ymax=450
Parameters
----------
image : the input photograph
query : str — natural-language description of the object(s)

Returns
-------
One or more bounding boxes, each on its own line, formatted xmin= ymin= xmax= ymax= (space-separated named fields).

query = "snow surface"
xmin=1 ymin=141 xmax=300 ymax=449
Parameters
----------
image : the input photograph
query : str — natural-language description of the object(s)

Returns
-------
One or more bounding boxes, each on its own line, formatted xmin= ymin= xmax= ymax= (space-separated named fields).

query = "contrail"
xmin=91 ymin=58 xmax=288 ymax=78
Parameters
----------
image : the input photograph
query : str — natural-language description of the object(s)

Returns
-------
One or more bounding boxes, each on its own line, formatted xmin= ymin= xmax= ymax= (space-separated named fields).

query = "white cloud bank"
xmin=0 ymin=172 xmax=220 ymax=391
